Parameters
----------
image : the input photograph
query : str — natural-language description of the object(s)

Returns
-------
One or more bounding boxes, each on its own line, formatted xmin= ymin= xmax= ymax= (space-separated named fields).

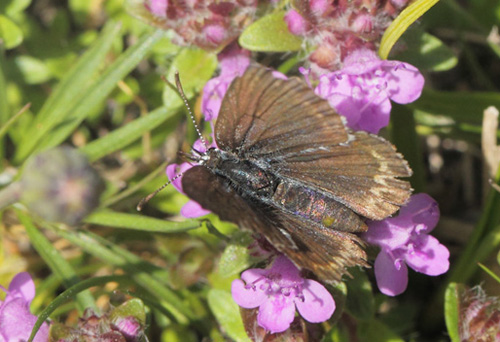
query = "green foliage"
xmin=239 ymin=10 xmax=303 ymax=52
xmin=0 ymin=1 xmax=499 ymax=341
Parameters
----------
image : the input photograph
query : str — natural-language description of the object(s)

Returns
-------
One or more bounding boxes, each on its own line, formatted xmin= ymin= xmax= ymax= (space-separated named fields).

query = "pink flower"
xmin=231 ymin=255 xmax=335 ymax=333
xmin=362 ymin=194 xmax=450 ymax=296
xmin=201 ymin=44 xmax=250 ymax=121
xmin=284 ymin=9 xmax=308 ymax=36
xmin=145 ymin=0 xmax=168 ymax=17
xmin=0 ymin=272 xmax=50 ymax=342
xmin=314 ymin=49 xmax=424 ymax=133
xmin=166 ymin=139 xmax=215 ymax=218
xmin=140 ymin=0 xmax=258 ymax=51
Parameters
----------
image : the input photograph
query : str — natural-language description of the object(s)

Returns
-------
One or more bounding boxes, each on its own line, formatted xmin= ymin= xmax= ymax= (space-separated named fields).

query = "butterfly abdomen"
xmin=272 ymin=180 xmax=367 ymax=233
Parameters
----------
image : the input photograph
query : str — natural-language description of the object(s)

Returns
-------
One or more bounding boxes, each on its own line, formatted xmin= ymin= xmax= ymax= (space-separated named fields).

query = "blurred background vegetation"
xmin=1 ymin=0 xmax=500 ymax=341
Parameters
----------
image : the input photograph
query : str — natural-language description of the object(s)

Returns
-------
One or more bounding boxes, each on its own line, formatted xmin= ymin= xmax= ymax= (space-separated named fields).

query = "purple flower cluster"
xmin=166 ymin=139 xmax=215 ymax=218
xmin=201 ymin=43 xmax=250 ymax=121
xmin=363 ymin=193 xmax=450 ymax=296
xmin=231 ymin=255 xmax=335 ymax=333
xmin=0 ymin=272 xmax=49 ymax=342
xmin=312 ymin=49 xmax=424 ymax=133
xmin=142 ymin=0 xmax=258 ymax=51
xmin=283 ymin=0 xmax=411 ymax=73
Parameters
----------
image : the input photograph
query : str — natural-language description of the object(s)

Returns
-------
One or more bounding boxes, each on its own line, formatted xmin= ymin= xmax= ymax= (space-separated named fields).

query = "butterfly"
xmin=180 ymin=65 xmax=412 ymax=283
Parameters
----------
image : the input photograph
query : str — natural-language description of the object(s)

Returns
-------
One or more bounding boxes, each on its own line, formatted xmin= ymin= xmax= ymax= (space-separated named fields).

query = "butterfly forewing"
xmin=182 ymin=65 xmax=412 ymax=283
xmin=216 ymin=65 xmax=412 ymax=220
xmin=215 ymin=66 xmax=349 ymax=156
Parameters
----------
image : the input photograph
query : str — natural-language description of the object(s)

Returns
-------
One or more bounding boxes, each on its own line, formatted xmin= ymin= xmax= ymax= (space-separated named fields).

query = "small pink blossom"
xmin=362 ymin=193 xmax=450 ymax=296
xmin=231 ymin=255 xmax=335 ymax=333
xmin=202 ymin=43 xmax=250 ymax=121
xmin=166 ymin=139 xmax=215 ymax=218
xmin=284 ymin=9 xmax=308 ymax=36
xmin=0 ymin=272 xmax=50 ymax=342
xmin=314 ymin=48 xmax=424 ymax=133
xmin=145 ymin=0 xmax=168 ymax=17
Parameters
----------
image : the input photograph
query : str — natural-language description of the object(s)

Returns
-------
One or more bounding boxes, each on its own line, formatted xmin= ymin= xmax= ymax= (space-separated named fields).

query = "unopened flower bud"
xmin=20 ymin=147 xmax=104 ymax=225
xmin=50 ymin=299 xmax=146 ymax=342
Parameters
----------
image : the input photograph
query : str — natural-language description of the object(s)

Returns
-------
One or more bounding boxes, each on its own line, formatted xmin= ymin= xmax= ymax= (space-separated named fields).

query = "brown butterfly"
xmin=181 ymin=65 xmax=412 ymax=283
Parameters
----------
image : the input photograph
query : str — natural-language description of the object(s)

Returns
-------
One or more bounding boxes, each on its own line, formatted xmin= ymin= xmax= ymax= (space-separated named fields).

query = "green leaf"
xmin=392 ymin=29 xmax=457 ymax=71
xmin=358 ymin=319 xmax=405 ymax=342
xmin=80 ymin=106 xmax=174 ymax=162
xmin=207 ymin=289 xmax=250 ymax=342
xmin=217 ymin=231 xmax=260 ymax=277
xmin=1 ymin=0 xmax=32 ymax=16
xmin=379 ymin=0 xmax=440 ymax=59
xmin=14 ymin=56 xmax=52 ymax=84
xmin=52 ymin=226 xmax=194 ymax=323
xmin=0 ymin=15 xmax=23 ymax=49
xmin=16 ymin=210 xmax=97 ymax=313
xmin=37 ymin=29 xmax=165 ymax=152
xmin=344 ymin=267 xmax=375 ymax=320
xmin=410 ymin=89 xmax=500 ymax=124
xmin=14 ymin=22 xmax=122 ymax=163
xmin=28 ymin=275 xmax=132 ymax=342
xmin=239 ymin=11 xmax=303 ymax=52
xmin=391 ymin=105 xmax=425 ymax=192
xmin=84 ymin=210 xmax=200 ymax=233
xmin=444 ymin=282 xmax=463 ymax=342
xmin=162 ymin=48 xmax=217 ymax=109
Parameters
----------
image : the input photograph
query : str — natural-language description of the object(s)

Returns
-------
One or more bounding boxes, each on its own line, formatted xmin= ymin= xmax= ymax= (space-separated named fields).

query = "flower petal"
xmin=257 ymin=295 xmax=296 ymax=333
xmin=384 ymin=62 xmax=424 ymax=104
xmin=8 ymin=272 xmax=35 ymax=303
xmin=353 ymin=97 xmax=391 ymax=134
xmin=241 ymin=268 xmax=266 ymax=284
xmin=166 ymin=163 xmax=193 ymax=194
xmin=231 ymin=279 xmax=267 ymax=309
xmin=0 ymin=297 xmax=49 ymax=342
xmin=364 ymin=219 xmax=411 ymax=251
xmin=374 ymin=250 xmax=408 ymax=296
xmin=399 ymin=193 xmax=440 ymax=233
xmin=295 ymin=279 xmax=335 ymax=323
xmin=180 ymin=200 xmax=210 ymax=218
xmin=405 ymin=235 xmax=450 ymax=276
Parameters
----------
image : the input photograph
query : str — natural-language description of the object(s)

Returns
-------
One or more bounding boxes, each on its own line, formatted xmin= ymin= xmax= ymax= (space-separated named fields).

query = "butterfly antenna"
xmin=173 ymin=72 xmax=209 ymax=149
xmin=136 ymin=173 xmax=184 ymax=211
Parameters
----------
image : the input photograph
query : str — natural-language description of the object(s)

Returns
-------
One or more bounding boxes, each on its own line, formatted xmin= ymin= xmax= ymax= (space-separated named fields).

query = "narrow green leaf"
xmin=410 ymin=88 xmax=500 ymax=124
xmin=0 ymin=50 xmax=8 ymax=125
xmin=16 ymin=210 xmax=97 ymax=313
xmin=2 ymin=0 xmax=32 ymax=16
xmin=479 ymin=263 xmax=500 ymax=284
xmin=207 ymin=289 xmax=250 ymax=342
xmin=358 ymin=319 xmax=404 ymax=342
xmin=391 ymin=104 xmax=425 ymax=192
xmin=51 ymin=226 xmax=193 ymax=322
xmin=28 ymin=275 xmax=131 ymax=342
xmin=379 ymin=0 xmax=440 ymax=59
xmin=444 ymin=282 xmax=463 ymax=342
xmin=84 ymin=210 xmax=200 ymax=233
xmin=37 ymin=29 xmax=165 ymax=152
xmin=0 ymin=14 xmax=23 ymax=49
xmin=14 ymin=23 xmax=122 ymax=162
xmin=239 ymin=10 xmax=303 ymax=52
xmin=344 ymin=267 xmax=374 ymax=320
xmin=392 ymin=29 xmax=457 ymax=71
xmin=80 ymin=106 xmax=173 ymax=162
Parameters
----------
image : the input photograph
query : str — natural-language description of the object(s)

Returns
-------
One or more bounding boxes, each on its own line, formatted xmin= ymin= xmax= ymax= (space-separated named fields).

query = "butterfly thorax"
xmin=202 ymin=148 xmax=277 ymax=198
